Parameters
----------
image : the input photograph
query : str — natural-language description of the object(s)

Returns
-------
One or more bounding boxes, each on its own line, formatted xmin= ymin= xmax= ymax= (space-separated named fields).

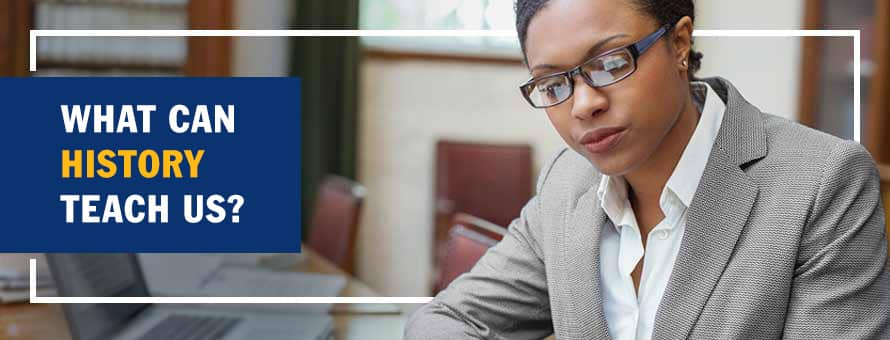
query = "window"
xmin=359 ymin=0 xmax=521 ymax=58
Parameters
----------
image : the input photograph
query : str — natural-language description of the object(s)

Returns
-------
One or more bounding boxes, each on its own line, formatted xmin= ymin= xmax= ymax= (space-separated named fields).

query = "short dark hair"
xmin=515 ymin=0 xmax=703 ymax=80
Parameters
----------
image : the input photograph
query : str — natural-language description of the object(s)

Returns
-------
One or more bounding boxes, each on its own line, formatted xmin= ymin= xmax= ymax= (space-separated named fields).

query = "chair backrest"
xmin=452 ymin=212 xmax=507 ymax=241
xmin=434 ymin=140 xmax=532 ymax=267
xmin=307 ymin=175 xmax=365 ymax=274
xmin=433 ymin=212 xmax=506 ymax=274
xmin=434 ymin=224 xmax=499 ymax=293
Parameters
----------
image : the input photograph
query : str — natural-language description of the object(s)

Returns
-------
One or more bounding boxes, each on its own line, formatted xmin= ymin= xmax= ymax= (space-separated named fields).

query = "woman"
xmin=406 ymin=0 xmax=890 ymax=339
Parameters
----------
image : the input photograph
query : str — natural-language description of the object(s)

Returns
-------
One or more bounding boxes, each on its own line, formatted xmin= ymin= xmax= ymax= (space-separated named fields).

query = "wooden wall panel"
xmin=866 ymin=0 xmax=890 ymax=163
xmin=1 ymin=0 xmax=32 ymax=76
xmin=796 ymin=0 xmax=824 ymax=128
xmin=880 ymin=165 xmax=890 ymax=249
xmin=185 ymin=0 xmax=233 ymax=76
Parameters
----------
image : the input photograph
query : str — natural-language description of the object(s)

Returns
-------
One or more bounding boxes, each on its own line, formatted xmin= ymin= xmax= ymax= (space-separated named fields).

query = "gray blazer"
xmin=405 ymin=77 xmax=890 ymax=339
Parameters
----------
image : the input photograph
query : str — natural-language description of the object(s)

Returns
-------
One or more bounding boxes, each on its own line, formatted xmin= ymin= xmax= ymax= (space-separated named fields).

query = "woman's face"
xmin=524 ymin=0 xmax=689 ymax=176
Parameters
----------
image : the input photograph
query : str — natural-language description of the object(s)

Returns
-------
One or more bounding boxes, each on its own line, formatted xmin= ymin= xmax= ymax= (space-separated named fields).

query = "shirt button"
xmin=656 ymin=230 xmax=669 ymax=240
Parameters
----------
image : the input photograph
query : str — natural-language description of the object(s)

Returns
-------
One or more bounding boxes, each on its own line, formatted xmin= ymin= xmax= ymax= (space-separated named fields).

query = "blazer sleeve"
xmin=403 ymin=150 xmax=565 ymax=340
xmin=782 ymin=140 xmax=890 ymax=339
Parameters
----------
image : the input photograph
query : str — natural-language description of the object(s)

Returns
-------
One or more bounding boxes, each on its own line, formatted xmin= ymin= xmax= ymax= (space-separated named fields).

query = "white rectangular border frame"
xmin=28 ymin=29 xmax=860 ymax=304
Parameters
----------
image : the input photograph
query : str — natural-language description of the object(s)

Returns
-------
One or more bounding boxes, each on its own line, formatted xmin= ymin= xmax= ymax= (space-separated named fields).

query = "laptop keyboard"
xmin=135 ymin=314 xmax=243 ymax=340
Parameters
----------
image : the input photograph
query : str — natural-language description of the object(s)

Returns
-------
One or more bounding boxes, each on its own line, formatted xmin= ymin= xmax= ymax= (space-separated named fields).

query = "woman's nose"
xmin=570 ymin=77 xmax=609 ymax=120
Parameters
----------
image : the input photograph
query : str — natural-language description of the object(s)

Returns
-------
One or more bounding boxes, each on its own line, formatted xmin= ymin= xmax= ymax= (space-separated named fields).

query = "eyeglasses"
xmin=519 ymin=25 xmax=670 ymax=109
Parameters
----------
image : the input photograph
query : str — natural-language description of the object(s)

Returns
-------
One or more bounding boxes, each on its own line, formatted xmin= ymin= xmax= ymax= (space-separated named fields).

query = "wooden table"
xmin=0 ymin=249 xmax=406 ymax=340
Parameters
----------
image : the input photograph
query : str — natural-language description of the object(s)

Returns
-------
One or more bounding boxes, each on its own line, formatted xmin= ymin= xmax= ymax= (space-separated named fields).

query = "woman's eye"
xmin=602 ymin=55 xmax=629 ymax=72
xmin=539 ymin=84 xmax=560 ymax=98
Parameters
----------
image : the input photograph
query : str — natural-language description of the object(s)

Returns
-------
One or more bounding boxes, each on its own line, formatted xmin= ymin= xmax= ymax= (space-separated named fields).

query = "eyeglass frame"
xmin=519 ymin=24 xmax=672 ymax=109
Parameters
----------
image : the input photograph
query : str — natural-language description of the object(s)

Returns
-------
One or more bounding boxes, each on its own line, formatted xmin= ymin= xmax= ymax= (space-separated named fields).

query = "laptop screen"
xmin=46 ymin=254 xmax=151 ymax=340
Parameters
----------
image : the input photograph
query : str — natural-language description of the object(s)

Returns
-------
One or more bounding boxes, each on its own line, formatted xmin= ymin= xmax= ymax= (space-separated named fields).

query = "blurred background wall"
xmin=695 ymin=0 xmax=804 ymax=121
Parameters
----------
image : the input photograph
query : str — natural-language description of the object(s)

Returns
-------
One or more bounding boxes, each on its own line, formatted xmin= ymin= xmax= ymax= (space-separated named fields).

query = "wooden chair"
xmin=433 ymin=212 xmax=507 ymax=275
xmin=434 ymin=140 xmax=532 ymax=271
xmin=452 ymin=212 xmax=508 ymax=241
xmin=306 ymin=175 xmax=365 ymax=275
xmin=434 ymin=224 xmax=499 ymax=293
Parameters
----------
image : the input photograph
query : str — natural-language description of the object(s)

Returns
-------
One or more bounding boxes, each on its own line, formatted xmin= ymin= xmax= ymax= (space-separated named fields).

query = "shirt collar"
xmin=596 ymin=81 xmax=725 ymax=228
xmin=665 ymin=81 xmax=726 ymax=207
xmin=596 ymin=174 xmax=636 ymax=230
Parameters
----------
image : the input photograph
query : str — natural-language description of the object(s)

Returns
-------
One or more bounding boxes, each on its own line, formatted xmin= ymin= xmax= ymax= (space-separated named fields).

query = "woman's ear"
xmin=672 ymin=16 xmax=694 ymax=71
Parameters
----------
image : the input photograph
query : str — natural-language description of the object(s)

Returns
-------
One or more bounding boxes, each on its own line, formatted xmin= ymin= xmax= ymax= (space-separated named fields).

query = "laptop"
xmin=46 ymin=253 xmax=333 ymax=340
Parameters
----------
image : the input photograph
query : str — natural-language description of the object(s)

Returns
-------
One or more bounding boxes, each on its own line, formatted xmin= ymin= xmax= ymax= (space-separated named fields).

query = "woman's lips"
xmin=579 ymin=127 xmax=627 ymax=154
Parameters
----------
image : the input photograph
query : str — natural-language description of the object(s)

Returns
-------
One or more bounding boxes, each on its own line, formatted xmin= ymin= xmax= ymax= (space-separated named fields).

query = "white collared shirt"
xmin=597 ymin=82 xmax=726 ymax=340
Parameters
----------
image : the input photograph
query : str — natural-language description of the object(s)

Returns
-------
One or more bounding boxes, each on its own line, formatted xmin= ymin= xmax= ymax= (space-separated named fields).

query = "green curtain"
xmin=290 ymin=1 xmax=360 ymax=239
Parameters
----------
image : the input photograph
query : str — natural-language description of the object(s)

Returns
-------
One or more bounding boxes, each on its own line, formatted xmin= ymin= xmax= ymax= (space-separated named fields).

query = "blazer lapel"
xmin=562 ymin=186 xmax=613 ymax=340
xmin=651 ymin=77 xmax=767 ymax=339
xmin=650 ymin=149 xmax=758 ymax=339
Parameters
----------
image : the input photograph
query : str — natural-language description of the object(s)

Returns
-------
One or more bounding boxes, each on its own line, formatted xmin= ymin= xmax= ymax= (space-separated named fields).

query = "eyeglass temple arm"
xmin=631 ymin=25 xmax=669 ymax=57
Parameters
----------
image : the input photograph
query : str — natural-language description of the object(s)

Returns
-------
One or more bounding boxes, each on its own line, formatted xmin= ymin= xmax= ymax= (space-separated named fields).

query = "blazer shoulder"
xmin=748 ymin=111 xmax=876 ymax=180
xmin=754 ymin=111 xmax=880 ymax=222
xmin=759 ymin=112 xmax=850 ymax=158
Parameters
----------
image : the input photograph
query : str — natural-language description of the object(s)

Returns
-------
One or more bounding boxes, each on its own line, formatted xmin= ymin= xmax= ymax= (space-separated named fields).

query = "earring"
xmin=682 ymin=60 xmax=688 ymax=67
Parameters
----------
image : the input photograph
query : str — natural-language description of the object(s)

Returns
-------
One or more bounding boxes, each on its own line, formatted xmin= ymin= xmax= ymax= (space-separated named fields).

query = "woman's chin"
xmin=581 ymin=150 xmax=638 ymax=177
